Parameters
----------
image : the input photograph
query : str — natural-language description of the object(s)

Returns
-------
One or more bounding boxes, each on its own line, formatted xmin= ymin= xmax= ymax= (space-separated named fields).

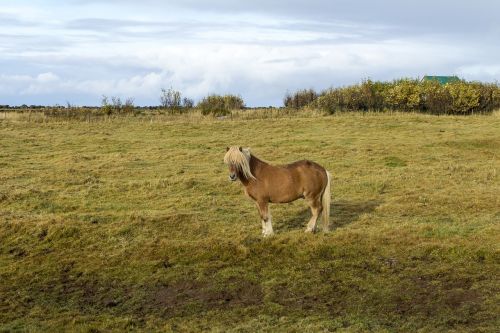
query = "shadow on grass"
xmin=281 ymin=199 xmax=382 ymax=232
xmin=331 ymin=200 xmax=381 ymax=228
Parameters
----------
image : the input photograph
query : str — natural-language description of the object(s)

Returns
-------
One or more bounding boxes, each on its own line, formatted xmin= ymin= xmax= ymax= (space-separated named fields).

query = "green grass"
xmin=0 ymin=113 xmax=499 ymax=332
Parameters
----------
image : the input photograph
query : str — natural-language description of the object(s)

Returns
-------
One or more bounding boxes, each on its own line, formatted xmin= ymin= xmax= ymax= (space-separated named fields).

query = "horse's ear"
xmin=239 ymin=146 xmax=243 ymax=152
xmin=226 ymin=147 xmax=229 ymax=152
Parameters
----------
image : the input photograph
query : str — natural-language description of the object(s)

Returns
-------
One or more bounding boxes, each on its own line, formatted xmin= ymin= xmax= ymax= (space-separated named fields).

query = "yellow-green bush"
xmin=447 ymin=82 xmax=481 ymax=114
xmin=358 ymin=79 xmax=388 ymax=110
xmin=384 ymin=79 xmax=421 ymax=111
xmin=493 ymin=86 xmax=500 ymax=113
xmin=420 ymin=80 xmax=452 ymax=114
xmin=223 ymin=95 xmax=245 ymax=110
xmin=283 ymin=89 xmax=318 ymax=109
xmin=315 ymin=89 xmax=343 ymax=113
xmin=197 ymin=94 xmax=245 ymax=116
xmin=309 ymin=78 xmax=500 ymax=114
xmin=313 ymin=80 xmax=389 ymax=112
xmin=471 ymin=82 xmax=500 ymax=113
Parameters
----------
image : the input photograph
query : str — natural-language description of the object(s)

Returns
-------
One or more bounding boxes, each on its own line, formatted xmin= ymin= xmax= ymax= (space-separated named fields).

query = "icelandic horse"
xmin=224 ymin=146 xmax=331 ymax=236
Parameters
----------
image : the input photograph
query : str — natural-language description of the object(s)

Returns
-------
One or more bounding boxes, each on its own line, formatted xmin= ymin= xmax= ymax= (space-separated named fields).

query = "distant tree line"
xmin=2 ymin=78 xmax=499 ymax=117
xmin=0 ymin=87 xmax=246 ymax=118
xmin=157 ymin=87 xmax=244 ymax=116
xmin=160 ymin=87 xmax=194 ymax=111
xmin=283 ymin=89 xmax=318 ymax=109
xmin=284 ymin=78 xmax=500 ymax=114
xmin=100 ymin=96 xmax=136 ymax=115
xmin=197 ymin=94 xmax=245 ymax=116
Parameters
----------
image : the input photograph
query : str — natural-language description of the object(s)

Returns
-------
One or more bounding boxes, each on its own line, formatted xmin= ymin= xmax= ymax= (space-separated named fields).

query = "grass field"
xmin=0 ymin=113 xmax=499 ymax=332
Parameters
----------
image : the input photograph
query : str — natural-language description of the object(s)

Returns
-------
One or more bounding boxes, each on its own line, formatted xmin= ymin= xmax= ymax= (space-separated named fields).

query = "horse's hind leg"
xmin=305 ymin=196 xmax=322 ymax=233
xmin=257 ymin=201 xmax=273 ymax=237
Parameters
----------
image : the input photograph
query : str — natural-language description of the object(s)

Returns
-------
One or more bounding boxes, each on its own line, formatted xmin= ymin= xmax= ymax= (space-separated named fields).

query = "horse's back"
xmin=283 ymin=159 xmax=328 ymax=195
xmin=285 ymin=160 xmax=327 ymax=179
xmin=285 ymin=159 xmax=324 ymax=171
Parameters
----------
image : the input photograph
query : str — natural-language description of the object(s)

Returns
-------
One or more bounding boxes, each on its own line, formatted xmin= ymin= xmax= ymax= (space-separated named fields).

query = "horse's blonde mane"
xmin=224 ymin=146 xmax=256 ymax=180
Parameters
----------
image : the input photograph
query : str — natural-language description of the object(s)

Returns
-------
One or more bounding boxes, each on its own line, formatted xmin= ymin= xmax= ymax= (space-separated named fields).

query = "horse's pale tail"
xmin=321 ymin=171 xmax=331 ymax=232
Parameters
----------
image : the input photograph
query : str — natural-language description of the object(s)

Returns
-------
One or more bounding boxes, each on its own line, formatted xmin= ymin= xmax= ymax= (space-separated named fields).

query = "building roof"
xmin=422 ymin=75 xmax=460 ymax=85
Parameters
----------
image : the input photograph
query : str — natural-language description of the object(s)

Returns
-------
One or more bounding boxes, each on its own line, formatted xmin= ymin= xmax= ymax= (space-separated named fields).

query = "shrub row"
xmin=160 ymin=87 xmax=194 ymax=113
xmin=159 ymin=88 xmax=244 ymax=116
xmin=101 ymin=96 xmax=136 ymax=115
xmin=197 ymin=94 xmax=245 ymax=116
xmin=1 ymin=93 xmax=246 ymax=118
xmin=287 ymin=79 xmax=500 ymax=114
xmin=283 ymin=89 xmax=318 ymax=109
xmin=4 ymin=80 xmax=499 ymax=117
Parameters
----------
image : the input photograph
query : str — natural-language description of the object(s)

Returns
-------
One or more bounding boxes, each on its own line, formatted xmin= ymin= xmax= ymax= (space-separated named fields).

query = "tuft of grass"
xmin=384 ymin=156 xmax=407 ymax=167
xmin=0 ymin=113 xmax=499 ymax=332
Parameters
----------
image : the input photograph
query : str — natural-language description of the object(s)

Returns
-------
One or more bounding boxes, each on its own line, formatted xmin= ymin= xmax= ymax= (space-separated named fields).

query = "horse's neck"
xmin=240 ymin=155 xmax=267 ymax=186
xmin=252 ymin=155 xmax=269 ymax=170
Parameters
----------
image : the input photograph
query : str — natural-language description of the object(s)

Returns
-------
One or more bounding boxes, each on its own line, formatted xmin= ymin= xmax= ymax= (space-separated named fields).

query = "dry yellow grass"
xmin=0 ymin=112 xmax=499 ymax=332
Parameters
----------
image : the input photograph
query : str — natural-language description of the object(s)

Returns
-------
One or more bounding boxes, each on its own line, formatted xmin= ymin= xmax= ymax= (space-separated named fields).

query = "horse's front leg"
xmin=257 ymin=201 xmax=273 ymax=237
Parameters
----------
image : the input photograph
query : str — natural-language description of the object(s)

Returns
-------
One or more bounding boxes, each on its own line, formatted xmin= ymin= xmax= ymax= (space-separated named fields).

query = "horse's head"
xmin=224 ymin=146 xmax=254 ymax=182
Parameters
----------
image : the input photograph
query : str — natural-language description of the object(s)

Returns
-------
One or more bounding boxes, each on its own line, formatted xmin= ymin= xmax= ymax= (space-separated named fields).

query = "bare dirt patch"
xmin=151 ymin=278 xmax=263 ymax=316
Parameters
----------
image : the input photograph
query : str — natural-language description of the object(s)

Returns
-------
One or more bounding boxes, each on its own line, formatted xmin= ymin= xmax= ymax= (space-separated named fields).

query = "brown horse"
xmin=224 ymin=146 xmax=331 ymax=236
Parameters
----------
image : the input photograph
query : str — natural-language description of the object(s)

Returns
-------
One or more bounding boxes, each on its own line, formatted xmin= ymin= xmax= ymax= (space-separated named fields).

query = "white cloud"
xmin=0 ymin=1 xmax=499 ymax=106
xmin=0 ymin=39 xmax=466 ymax=105
xmin=457 ymin=65 xmax=500 ymax=80
xmin=37 ymin=72 xmax=59 ymax=82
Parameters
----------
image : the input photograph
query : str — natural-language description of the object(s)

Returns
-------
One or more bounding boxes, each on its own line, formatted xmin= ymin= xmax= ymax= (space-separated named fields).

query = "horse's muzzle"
xmin=229 ymin=174 xmax=237 ymax=181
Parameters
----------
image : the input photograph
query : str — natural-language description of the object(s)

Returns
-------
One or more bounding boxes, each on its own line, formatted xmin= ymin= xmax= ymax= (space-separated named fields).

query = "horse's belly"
xmin=269 ymin=188 xmax=303 ymax=203
xmin=266 ymin=173 xmax=304 ymax=203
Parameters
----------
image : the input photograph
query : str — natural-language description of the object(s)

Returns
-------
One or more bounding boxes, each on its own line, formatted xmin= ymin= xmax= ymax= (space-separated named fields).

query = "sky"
xmin=1 ymin=0 xmax=499 ymax=107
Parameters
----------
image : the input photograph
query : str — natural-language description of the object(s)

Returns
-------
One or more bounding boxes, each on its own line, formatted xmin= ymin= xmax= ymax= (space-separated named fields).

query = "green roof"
xmin=423 ymin=75 xmax=460 ymax=85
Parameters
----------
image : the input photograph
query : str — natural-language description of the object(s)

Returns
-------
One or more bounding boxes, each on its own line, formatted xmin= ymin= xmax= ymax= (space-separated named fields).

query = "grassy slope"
xmin=0 ymin=114 xmax=499 ymax=332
